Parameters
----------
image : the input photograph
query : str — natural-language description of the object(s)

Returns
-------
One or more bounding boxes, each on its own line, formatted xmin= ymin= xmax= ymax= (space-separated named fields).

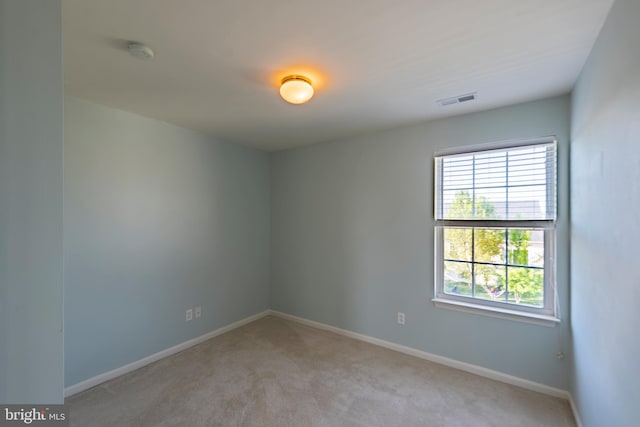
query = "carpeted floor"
xmin=67 ymin=315 xmax=576 ymax=426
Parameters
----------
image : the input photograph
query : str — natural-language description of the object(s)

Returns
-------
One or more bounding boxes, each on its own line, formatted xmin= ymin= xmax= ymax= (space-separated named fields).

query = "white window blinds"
xmin=435 ymin=140 xmax=557 ymax=221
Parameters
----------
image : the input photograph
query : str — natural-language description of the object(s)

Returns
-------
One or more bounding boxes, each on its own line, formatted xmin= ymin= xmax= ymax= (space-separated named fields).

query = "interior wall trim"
xmin=568 ymin=393 xmax=584 ymax=427
xmin=64 ymin=310 xmax=271 ymax=398
xmin=269 ymin=310 xmax=570 ymax=399
xmin=65 ymin=307 xmax=583 ymax=425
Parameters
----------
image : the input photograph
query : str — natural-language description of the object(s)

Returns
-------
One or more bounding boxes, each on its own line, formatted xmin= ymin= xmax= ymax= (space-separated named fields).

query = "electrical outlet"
xmin=195 ymin=306 xmax=202 ymax=318
xmin=186 ymin=309 xmax=193 ymax=322
xmin=397 ymin=312 xmax=405 ymax=325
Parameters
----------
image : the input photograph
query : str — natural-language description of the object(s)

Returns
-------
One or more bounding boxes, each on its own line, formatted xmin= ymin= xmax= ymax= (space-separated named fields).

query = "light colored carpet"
xmin=67 ymin=316 xmax=576 ymax=426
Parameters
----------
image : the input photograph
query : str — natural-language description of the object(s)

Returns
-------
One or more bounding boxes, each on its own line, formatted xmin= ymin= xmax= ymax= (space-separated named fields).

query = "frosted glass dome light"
xmin=279 ymin=75 xmax=314 ymax=104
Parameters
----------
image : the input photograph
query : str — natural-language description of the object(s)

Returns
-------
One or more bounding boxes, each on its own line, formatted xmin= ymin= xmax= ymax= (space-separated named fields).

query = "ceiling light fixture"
xmin=279 ymin=75 xmax=314 ymax=104
xmin=128 ymin=42 xmax=154 ymax=60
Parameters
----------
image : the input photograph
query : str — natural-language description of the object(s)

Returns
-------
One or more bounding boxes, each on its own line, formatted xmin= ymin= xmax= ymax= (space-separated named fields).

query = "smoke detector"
xmin=437 ymin=92 xmax=477 ymax=107
xmin=128 ymin=42 xmax=154 ymax=60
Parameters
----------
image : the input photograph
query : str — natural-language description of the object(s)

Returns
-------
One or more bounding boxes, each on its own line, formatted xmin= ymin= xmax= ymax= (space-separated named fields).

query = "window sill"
xmin=432 ymin=298 xmax=560 ymax=327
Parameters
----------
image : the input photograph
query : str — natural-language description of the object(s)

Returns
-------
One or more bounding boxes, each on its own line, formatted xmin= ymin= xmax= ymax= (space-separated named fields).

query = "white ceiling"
xmin=63 ymin=0 xmax=613 ymax=151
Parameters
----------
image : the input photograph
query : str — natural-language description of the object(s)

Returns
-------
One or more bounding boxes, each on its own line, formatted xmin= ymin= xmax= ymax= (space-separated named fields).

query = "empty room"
xmin=1 ymin=0 xmax=638 ymax=426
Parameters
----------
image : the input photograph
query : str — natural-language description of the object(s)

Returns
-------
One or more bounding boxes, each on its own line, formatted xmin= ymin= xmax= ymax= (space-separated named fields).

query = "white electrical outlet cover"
xmin=186 ymin=309 xmax=193 ymax=321
xmin=397 ymin=312 xmax=405 ymax=325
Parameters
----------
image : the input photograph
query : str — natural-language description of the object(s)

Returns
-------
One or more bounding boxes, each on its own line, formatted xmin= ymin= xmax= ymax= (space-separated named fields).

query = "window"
xmin=433 ymin=137 xmax=558 ymax=325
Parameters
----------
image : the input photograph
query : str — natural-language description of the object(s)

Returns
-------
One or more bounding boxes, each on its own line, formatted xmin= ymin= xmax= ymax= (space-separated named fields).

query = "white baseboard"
xmin=66 ymin=308 xmax=584 ymax=424
xmin=64 ymin=310 xmax=271 ymax=398
xmin=269 ymin=310 xmax=570 ymax=400
xmin=568 ymin=394 xmax=584 ymax=427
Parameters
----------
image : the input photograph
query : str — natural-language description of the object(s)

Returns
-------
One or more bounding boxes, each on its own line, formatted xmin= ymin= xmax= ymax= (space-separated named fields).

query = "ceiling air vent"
xmin=437 ymin=92 xmax=477 ymax=107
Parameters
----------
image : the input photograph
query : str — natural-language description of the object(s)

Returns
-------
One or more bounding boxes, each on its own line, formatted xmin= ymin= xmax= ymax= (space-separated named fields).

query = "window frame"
xmin=432 ymin=137 xmax=559 ymax=326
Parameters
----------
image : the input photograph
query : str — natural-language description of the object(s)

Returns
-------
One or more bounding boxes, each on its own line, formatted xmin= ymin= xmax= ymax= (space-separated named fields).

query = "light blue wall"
xmin=0 ymin=0 xmax=64 ymax=403
xmin=64 ymin=97 xmax=270 ymax=387
xmin=271 ymin=95 xmax=571 ymax=389
xmin=570 ymin=0 xmax=639 ymax=425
